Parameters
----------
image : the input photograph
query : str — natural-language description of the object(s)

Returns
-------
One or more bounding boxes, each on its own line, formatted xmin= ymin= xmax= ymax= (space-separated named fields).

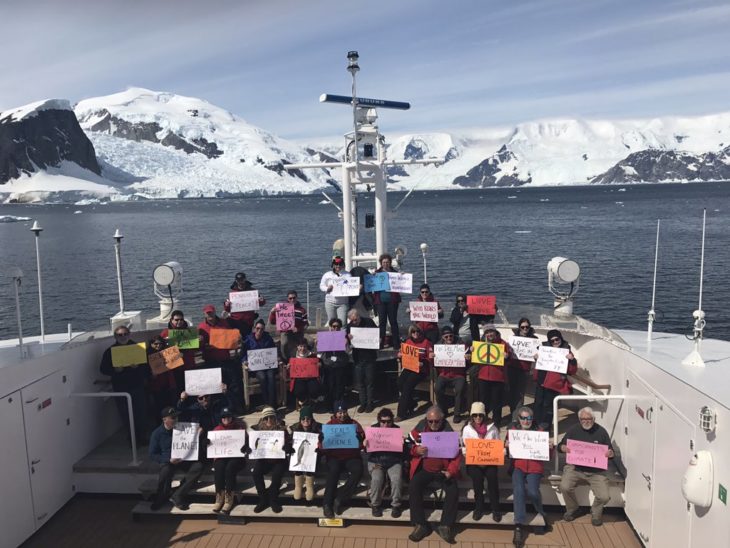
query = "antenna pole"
xmin=681 ymin=209 xmax=707 ymax=367
xmin=647 ymin=220 xmax=659 ymax=340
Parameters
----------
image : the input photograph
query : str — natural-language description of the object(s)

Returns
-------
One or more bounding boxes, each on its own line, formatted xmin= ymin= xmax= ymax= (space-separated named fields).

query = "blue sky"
xmin=2 ymin=0 xmax=729 ymax=139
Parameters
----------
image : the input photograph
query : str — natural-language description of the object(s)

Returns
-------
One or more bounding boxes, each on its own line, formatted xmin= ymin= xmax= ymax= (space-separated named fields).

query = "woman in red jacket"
xmin=161 ymin=310 xmax=198 ymax=391
xmin=507 ymin=318 xmax=537 ymax=416
xmin=476 ymin=325 xmax=516 ymax=428
xmin=533 ymin=329 xmax=578 ymax=428
xmin=395 ymin=324 xmax=433 ymax=421
xmin=411 ymin=283 xmax=444 ymax=344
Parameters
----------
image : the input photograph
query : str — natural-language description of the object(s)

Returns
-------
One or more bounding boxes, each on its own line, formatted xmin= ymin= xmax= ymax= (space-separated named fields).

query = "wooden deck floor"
xmin=22 ymin=496 xmax=642 ymax=548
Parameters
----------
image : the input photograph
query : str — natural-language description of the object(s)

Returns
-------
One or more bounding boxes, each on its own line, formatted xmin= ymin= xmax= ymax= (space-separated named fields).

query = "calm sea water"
xmin=1 ymin=182 xmax=728 ymax=341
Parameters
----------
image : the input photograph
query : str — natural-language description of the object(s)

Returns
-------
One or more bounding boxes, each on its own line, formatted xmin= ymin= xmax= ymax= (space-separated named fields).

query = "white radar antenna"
xmin=682 ymin=209 xmax=707 ymax=367
xmin=547 ymin=257 xmax=580 ymax=316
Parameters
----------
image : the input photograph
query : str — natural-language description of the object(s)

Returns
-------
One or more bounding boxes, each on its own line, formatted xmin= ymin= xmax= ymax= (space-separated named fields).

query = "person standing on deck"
xmin=320 ymin=256 xmax=351 ymax=325
xmin=320 ymin=318 xmax=350 ymax=411
xmin=395 ymin=324 xmax=433 ymax=422
xmin=371 ymin=253 xmax=401 ymax=348
xmin=476 ymin=325 xmax=516 ymax=428
xmin=289 ymin=340 xmax=321 ymax=409
xmin=533 ymin=329 xmax=577 ymax=429
xmin=346 ymin=309 xmax=377 ymax=413
xmin=409 ymin=283 xmax=443 ymax=344
xmin=559 ymin=407 xmax=614 ymax=526
xmin=289 ymin=406 xmax=322 ymax=503
xmin=223 ymin=272 xmax=266 ymax=337
xmin=210 ymin=407 xmax=248 ymax=514
xmin=268 ymin=290 xmax=309 ymax=362
xmin=241 ymin=319 xmax=279 ymax=409
xmin=161 ymin=310 xmax=198 ymax=391
xmin=434 ymin=325 xmax=469 ymax=423
xmin=507 ymin=318 xmax=537 ymax=416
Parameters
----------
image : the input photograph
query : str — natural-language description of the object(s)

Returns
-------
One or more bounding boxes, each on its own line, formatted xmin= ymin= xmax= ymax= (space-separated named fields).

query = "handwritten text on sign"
xmin=566 ymin=439 xmax=609 ymax=470
xmin=207 ymin=430 xmax=247 ymax=459
xmin=350 ymin=327 xmax=380 ymax=349
xmin=149 ymin=346 xmax=184 ymax=376
xmin=322 ymin=423 xmax=359 ymax=449
xmin=229 ymin=290 xmax=259 ymax=312
xmin=365 ymin=427 xmax=403 ymax=453
xmin=409 ymin=301 xmax=439 ymax=322
xmin=172 ymin=422 xmax=199 ymax=461
xmin=535 ymin=346 xmax=570 ymax=374
xmin=464 ymin=438 xmax=505 ymax=466
xmin=331 ymin=277 xmax=360 ymax=297
xmin=111 ymin=343 xmax=147 ymax=367
xmin=275 ymin=302 xmax=295 ymax=331
xmin=471 ymin=341 xmax=504 ymax=366
xmin=184 ymin=368 xmax=222 ymax=396
xmin=508 ymin=429 xmax=550 ymax=461
xmin=289 ymin=431 xmax=319 ymax=472
xmin=289 ymin=357 xmax=320 ymax=378
xmin=364 ymin=272 xmax=390 ymax=292
xmin=434 ymin=344 xmax=466 ymax=368
xmin=248 ymin=430 xmax=285 ymax=459
xmin=420 ymin=431 xmax=460 ymax=458
xmin=509 ymin=336 xmax=540 ymax=362
xmin=387 ymin=272 xmax=412 ymax=294
xmin=401 ymin=343 xmax=421 ymax=372
xmin=167 ymin=328 xmax=199 ymax=349
xmin=466 ymin=295 xmax=496 ymax=315
xmin=247 ymin=347 xmax=278 ymax=371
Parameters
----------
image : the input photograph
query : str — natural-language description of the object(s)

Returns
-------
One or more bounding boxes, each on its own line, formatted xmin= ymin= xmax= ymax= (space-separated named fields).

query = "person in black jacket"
xmin=346 ymin=309 xmax=378 ymax=413
xmin=99 ymin=325 xmax=150 ymax=445
xmin=319 ymin=318 xmax=350 ymax=411
xmin=365 ymin=407 xmax=404 ymax=518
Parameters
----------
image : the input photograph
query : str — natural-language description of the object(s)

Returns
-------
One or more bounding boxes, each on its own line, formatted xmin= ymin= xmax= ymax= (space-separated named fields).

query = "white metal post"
xmin=341 ymin=167 xmax=354 ymax=270
xmin=647 ymin=219 xmax=660 ymax=341
xmin=113 ymin=229 xmax=125 ymax=313
xmin=374 ymin=165 xmax=387 ymax=258
xmin=31 ymin=222 xmax=45 ymax=343
xmin=13 ymin=275 xmax=24 ymax=357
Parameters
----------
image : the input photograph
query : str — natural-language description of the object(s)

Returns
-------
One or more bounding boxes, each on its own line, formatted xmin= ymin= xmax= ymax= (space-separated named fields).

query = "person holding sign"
xmin=559 ymin=407 xmax=614 ymax=526
xmin=99 ymin=325 xmax=150 ymax=446
xmin=242 ymin=319 xmax=280 ymax=408
xmin=449 ymin=293 xmax=483 ymax=345
xmin=267 ymin=290 xmax=309 ymax=361
xmin=320 ymin=256 xmax=351 ymax=324
xmin=289 ymin=340 xmax=321 ymax=409
xmin=406 ymin=406 xmax=462 ymax=544
xmin=410 ymin=284 xmax=444 ymax=343
xmin=346 ymin=309 xmax=378 ymax=413
xmin=461 ymin=402 xmax=502 ymax=522
xmin=507 ymin=318 xmax=538 ymax=416
xmin=210 ymin=408 xmax=248 ymax=514
xmin=319 ymin=318 xmax=350 ymax=411
xmin=434 ymin=326 xmax=469 ymax=424
xmin=161 ymin=310 xmax=198 ymax=390
xmin=395 ymin=324 xmax=434 ymax=422
xmin=476 ymin=325 xmax=516 ymax=428
xmin=289 ymin=406 xmax=322 ymax=502
xmin=372 ymin=253 xmax=401 ymax=348
xmin=251 ymin=407 xmax=291 ymax=513
xmin=506 ymin=407 xmax=552 ymax=545
xmin=533 ymin=330 xmax=578 ymax=429
xmin=146 ymin=336 xmax=179 ymax=417
xmin=223 ymin=272 xmax=266 ymax=337
xmin=364 ymin=408 xmax=404 ymax=518
xmin=321 ymin=401 xmax=365 ymax=518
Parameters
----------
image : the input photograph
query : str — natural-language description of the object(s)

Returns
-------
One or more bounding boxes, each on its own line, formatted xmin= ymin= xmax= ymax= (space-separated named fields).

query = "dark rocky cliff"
xmin=452 ymin=145 xmax=532 ymax=187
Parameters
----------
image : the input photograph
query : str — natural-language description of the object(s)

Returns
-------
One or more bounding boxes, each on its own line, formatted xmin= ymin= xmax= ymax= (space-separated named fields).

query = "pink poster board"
xmin=566 ymin=439 xmax=609 ymax=470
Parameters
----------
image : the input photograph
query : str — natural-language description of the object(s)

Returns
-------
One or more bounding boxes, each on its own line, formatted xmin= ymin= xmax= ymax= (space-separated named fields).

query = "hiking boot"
xmin=563 ymin=511 xmax=578 ymax=522
xmin=323 ymin=505 xmax=334 ymax=519
xmin=513 ymin=526 xmax=525 ymax=547
xmin=408 ymin=524 xmax=431 ymax=542
xmin=293 ymin=475 xmax=304 ymax=500
xmin=304 ymin=476 xmax=315 ymax=501
xmin=212 ymin=490 xmax=225 ymax=513
xmin=391 ymin=506 xmax=402 ymax=518
xmin=372 ymin=506 xmax=383 ymax=517
xmin=365 ymin=404 xmax=375 ymax=413
xmin=472 ymin=508 xmax=483 ymax=521
xmin=222 ymin=491 xmax=235 ymax=514
xmin=453 ymin=414 xmax=462 ymax=424
xmin=334 ymin=498 xmax=345 ymax=515
xmin=169 ymin=496 xmax=189 ymax=511
xmin=591 ymin=516 xmax=603 ymax=526
xmin=270 ymin=499 xmax=283 ymax=514
xmin=254 ymin=500 xmax=269 ymax=513
xmin=492 ymin=511 xmax=503 ymax=523
xmin=436 ymin=525 xmax=455 ymax=544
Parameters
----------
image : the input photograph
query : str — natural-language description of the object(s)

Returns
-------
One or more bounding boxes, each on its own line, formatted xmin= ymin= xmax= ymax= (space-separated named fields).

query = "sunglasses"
xmin=443 ymin=334 xmax=454 ymax=338
xmin=456 ymin=299 xmax=465 ymax=303
xmin=471 ymin=413 xmax=485 ymax=418
xmin=115 ymin=332 xmax=130 ymax=337
xmin=379 ymin=419 xmax=393 ymax=424
xmin=550 ymin=337 xmax=561 ymax=343
xmin=301 ymin=416 xmax=312 ymax=421
xmin=520 ymin=325 xmax=530 ymax=329
xmin=287 ymin=296 xmax=297 ymax=300
xmin=255 ymin=327 xmax=265 ymax=331
xmin=427 ymin=419 xmax=442 ymax=424
xmin=519 ymin=416 xmax=533 ymax=420
xmin=420 ymin=290 xmax=430 ymax=294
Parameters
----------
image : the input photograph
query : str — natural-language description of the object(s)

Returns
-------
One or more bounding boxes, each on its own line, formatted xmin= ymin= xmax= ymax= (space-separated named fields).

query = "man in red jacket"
xmin=406 ymin=406 xmax=462 ymax=544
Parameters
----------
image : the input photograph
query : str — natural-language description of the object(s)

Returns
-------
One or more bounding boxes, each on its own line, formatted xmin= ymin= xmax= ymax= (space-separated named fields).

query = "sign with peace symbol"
xmin=471 ymin=341 xmax=504 ymax=366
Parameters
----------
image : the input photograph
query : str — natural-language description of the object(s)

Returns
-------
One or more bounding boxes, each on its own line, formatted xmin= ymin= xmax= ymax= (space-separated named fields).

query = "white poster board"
xmin=229 ymin=290 xmax=259 ymax=312
xmin=509 ymin=336 xmax=541 ymax=362
xmin=331 ymin=277 xmax=360 ymax=297
xmin=184 ymin=368 xmax=222 ymax=396
xmin=289 ymin=431 xmax=319 ymax=472
xmin=535 ymin=346 xmax=570 ymax=374
xmin=409 ymin=301 xmax=439 ymax=322
xmin=248 ymin=430 xmax=286 ymax=459
xmin=434 ymin=344 xmax=466 ymax=368
xmin=387 ymin=272 xmax=413 ymax=294
xmin=172 ymin=421 xmax=200 ymax=461
xmin=350 ymin=327 xmax=380 ymax=349
xmin=247 ymin=347 xmax=279 ymax=371
xmin=508 ymin=429 xmax=550 ymax=461
xmin=207 ymin=430 xmax=248 ymax=459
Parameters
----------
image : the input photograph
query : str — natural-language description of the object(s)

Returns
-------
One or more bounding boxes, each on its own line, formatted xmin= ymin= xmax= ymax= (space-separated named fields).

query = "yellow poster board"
xmin=464 ymin=438 xmax=504 ymax=466
xmin=111 ymin=342 xmax=147 ymax=367
xmin=471 ymin=342 xmax=504 ymax=366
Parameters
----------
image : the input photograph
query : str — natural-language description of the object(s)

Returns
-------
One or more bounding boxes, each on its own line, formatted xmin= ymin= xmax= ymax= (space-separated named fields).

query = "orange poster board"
xmin=466 ymin=295 xmax=496 ymax=315
xmin=209 ymin=328 xmax=240 ymax=350
xmin=289 ymin=357 xmax=320 ymax=379
xmin=149 ymin=346 xmax=184 ymax=376
xmin=401 ymin=343 xmax=421 ymax=373
xmin=464 ymin=438 xmax=505 ymax=466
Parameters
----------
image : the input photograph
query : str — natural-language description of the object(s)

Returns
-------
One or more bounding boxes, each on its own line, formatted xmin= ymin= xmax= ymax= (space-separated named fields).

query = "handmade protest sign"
xmin=322 ymin=423 xmax=359 ymax=449
xmin=509 ymin=336 xmax=540 ymax=362
xmin=464 ymin=438 xmax=505 ymax=466
xmin=331 ymin=277 xmax=360 ymax=297
xmin=566 ymin=439 xmax=609 ymax=470
xmin=167 ymin=328 xmax=199 ymax=349
xmin=420 ymin=432 xmax=460 ymax=459
xmin=289 ymin=357 xmax=320 ymax=378
xmin=172 ymin=422 xmax=199 ymax=461
xmin=535 ymin=346 xmax=570 ymax=374
xmin=289 ymin=431 xmax=319 ymax=472
xmin=350 ymin=327 xmax=380 ymax=349
xmin=184 ymin=368 xmax=222 ymax=396
xmin=246 ymin=347 xmax=278 ymax=371
xmin=387 ymin=272 xmax=413 ymax=294
xmin=508 ymin=429 xmax=550 ymax=461
xmin=248 ymin=430 xmax=286 ymax=459
xmin=365 ymin=427 xmax=403 ymax=453
xmin=229 ymin=290 xmax=259 ymax=312
xmin=111 ymin=342 xmax=147 ymax=367
xmin=434 ymin=344 xmax=466 ymax=368
xmin=364 ymin=272 xmax=390 ymax=292
xmin=317 ymin=330 xmax=347 ymax=352
xmin=471 ymin=341 xmax=505 ymax=366
xmin=409 ymin=301 xmax=439 ymax=322
xmin=148 ymin=346 xmax=184 ymax=376
xmin=400 ymin=343 xmax=421 ymax=372
xmin=466 ymin=295 xmax=496 ymax=315
xmin=209 ymin=328 xmax=240 ymax=350
xmin=207 ymin=430 xmax=247 ymax=459
xmin=275 ymin=302 xmax=295 ymax=332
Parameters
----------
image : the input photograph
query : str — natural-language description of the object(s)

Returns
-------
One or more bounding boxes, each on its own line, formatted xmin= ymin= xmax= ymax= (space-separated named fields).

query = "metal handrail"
xmin=72 ymin=391 xmax=141 ymax=466
xmin=551 ymin=394 xmax=626 ymax=475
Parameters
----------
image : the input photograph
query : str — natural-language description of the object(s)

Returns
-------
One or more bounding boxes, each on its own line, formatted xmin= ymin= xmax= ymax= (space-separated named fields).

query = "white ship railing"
xmin=72 ymin=391 xmax=142 ymax=466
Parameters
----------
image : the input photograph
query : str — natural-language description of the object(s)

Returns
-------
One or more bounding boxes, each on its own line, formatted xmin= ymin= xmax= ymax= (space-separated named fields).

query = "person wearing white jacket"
xmin=461 ymin=402 xmax=503 ymax=521
xmin=319 ymin=256 xmax=351 ymax=324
